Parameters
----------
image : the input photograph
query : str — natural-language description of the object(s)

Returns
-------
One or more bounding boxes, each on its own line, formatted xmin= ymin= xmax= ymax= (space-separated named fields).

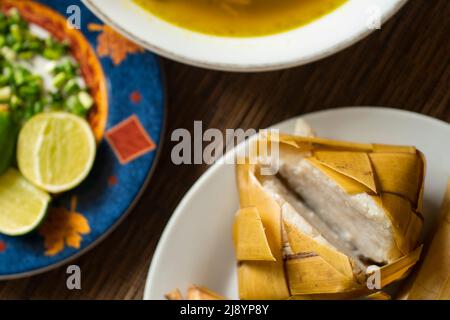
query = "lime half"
xmin=0 ymin=168 xmax=50 ymax=236
xmin=17 ymin=112 xmax=96 ymax=193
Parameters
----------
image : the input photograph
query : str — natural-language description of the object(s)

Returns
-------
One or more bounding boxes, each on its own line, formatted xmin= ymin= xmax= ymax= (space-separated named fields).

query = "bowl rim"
xmin=83 ymin=0 xmax=408 ymax=72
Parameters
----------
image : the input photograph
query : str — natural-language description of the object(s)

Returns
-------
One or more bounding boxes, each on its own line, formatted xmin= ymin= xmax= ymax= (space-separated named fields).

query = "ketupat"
xmin=398 ymin=178 xmax=450 ymax=300
xmin=165 ymin=285 xmax=225 ymax=300
xmin=234 ymin=133 xmax=425 ymax=299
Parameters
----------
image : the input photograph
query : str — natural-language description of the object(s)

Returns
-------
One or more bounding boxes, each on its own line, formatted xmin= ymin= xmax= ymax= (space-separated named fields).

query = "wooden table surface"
xmin=0 ymin=0 xmax=449 ymax=299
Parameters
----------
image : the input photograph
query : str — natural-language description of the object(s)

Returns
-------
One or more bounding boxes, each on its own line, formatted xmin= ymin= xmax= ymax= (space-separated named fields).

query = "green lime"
xmin=17 ymin=112 xmax=96 ymax=193
xmin=0 ymin=105 xmax=18 ymax=175
xmin=0 ymin=168 xmax=50 ymax=236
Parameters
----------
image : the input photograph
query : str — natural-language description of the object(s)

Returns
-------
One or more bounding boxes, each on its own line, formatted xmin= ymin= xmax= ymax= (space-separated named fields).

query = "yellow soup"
xmin=133 ymin=0 xmax=348 ymax=37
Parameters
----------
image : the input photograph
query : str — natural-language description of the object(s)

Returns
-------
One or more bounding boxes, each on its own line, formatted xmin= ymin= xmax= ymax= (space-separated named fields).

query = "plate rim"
xmin=143 ymin=106 xmax=450 ymax=299
xmin=82 ymin=0 xmax=408 ymax=72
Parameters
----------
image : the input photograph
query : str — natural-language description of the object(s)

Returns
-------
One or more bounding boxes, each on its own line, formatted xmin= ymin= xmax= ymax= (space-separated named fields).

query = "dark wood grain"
xmin=0 ymin=0 xmax=448 ymax=299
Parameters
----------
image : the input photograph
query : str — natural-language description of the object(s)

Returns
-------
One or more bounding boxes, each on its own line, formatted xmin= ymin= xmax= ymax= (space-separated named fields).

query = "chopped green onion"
xmin=65 ymin=94 xmax=87 ymax=116
xmin=78 ymin=91 xmax=94 ymax=110
xmin=13 ymin=68 xmax=30 ymax=85
xmin=0 ymin=86 xmax=11 ymax=101
xmin=63 ymin=79 xmax=80 ymax=96
xmin=52 ymin=72 xmax=67 ymax=89
xmin=18 ymin=85 xmax=40 ymax=98
xmin=43 ymin=48 xmax=63 ymax=60
xmin=10 ymin=24 xmax=22 ymax=42
xmin=1 ymin=47 xmax=16 ymax=60
xmin=8 ymin=9 xmax=21 ymax=24
xmin=1 ymin=8 xmax=91 ymax=124
xmin=10 ymin=94 xmax=21 ymax=109
xmin=18 ymin=51 xmax=34 ymax=60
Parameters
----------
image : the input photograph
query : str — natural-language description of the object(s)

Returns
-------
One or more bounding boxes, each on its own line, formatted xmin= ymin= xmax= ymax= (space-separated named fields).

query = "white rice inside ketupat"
xmin=260 ymin=175 xmax=334 ymax=256
xmin=278 ymin=156 xmax=396 ymax=265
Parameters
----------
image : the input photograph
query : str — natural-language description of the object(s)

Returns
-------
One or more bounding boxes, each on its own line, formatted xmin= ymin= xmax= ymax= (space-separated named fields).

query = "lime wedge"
xmin=17 ymin=112 xmax=96 ymax=193
xmin=0 ymin=168 xmax=50 ymax=236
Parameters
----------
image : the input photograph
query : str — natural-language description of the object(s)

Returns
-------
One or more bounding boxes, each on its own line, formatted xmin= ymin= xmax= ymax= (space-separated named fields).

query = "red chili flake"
xmin=0 ymin=241 xmax=6 ymax=253
xmin=130 ymin=91 xmax=142 ymax=104
xmin=108 ymin=175 xmax=118 ymax=186
xmin=105 ymin=115 xmax=156 ymax=165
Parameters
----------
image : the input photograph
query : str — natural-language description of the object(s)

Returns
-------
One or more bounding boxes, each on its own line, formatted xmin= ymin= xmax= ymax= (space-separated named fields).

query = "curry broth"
xmin=134 ymin=0 xmax=347 ymax=37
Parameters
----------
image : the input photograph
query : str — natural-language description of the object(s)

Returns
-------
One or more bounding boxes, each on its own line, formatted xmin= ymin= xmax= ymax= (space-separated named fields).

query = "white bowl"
xmin=83 ymin=0 xmax=407 ymax=72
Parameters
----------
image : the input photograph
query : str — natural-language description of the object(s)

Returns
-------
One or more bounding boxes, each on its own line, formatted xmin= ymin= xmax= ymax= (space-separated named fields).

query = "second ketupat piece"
xmin=165 ymin=286 xmax=225 ymax=300
xmin=234 ymin=133 xmax=426 ymax=299
xmin=398 ymin=178 xmax=450 ymax=300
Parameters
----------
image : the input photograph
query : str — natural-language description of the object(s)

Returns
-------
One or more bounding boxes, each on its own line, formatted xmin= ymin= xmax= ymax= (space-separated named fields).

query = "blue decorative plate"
xmin=0 ymin=0 xmax=165 ymax=279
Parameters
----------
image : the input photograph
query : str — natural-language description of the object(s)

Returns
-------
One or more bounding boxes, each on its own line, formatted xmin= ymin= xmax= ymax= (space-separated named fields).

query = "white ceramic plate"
xmin=83 ymin=0 xmax=407 ymax=72
xmin=144 ymin=107 xmax=450 ymax=300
